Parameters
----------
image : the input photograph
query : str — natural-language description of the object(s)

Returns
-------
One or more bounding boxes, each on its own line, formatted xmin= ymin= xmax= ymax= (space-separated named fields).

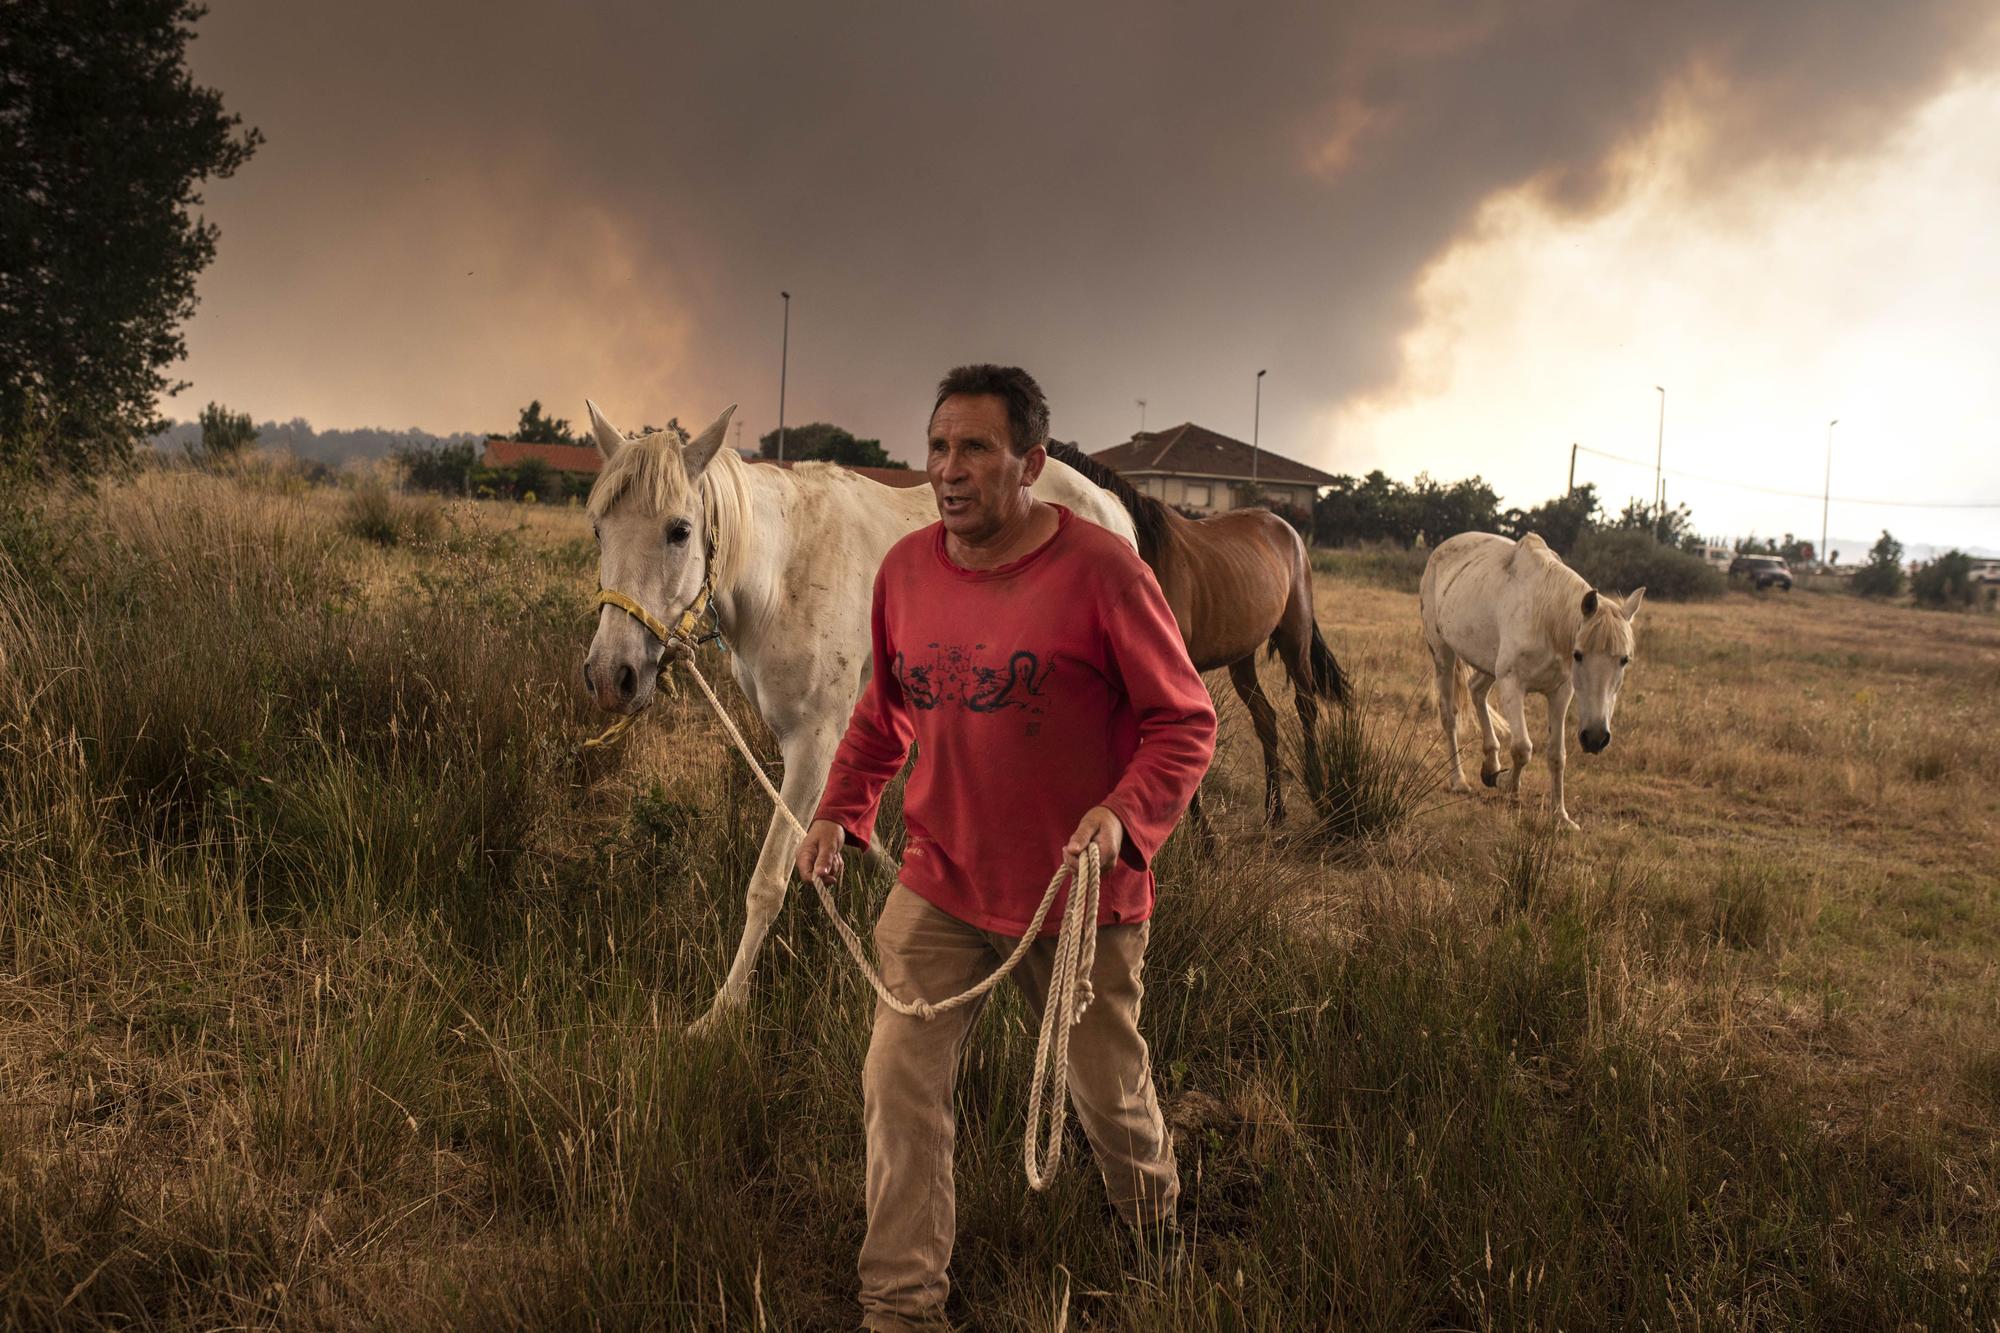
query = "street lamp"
xmin=1653 ymin=385 xmax=1666 ymax=538
xmin=1252 ymin=369 xmax=1267 ymax=484
xmin=777 ymin=291 xmax=791 ymax=462
xmin=1821 ymin=418 xmax=1838 ymax=571
xmin=1137 ymin=398 xmax=1147 ymax=434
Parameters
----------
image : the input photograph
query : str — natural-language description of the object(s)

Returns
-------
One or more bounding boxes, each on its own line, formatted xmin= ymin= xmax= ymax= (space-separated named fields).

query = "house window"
xmin=1184 ymin=482 xmax=1211 ymax=507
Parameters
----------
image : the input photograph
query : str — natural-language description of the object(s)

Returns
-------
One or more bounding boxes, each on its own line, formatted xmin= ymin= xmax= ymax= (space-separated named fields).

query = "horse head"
xmin=581 ymin=399 xmax=737 ymax=714
xmin=1570 ymin=586 xmax=1644 ymax=754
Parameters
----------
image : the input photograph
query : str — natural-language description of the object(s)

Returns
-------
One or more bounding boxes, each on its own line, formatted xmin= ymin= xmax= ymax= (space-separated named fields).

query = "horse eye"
xmin=667 ymin=522 xmax=691 ymax=545
xmin=1620 ymin=656 xmax=1630 ymax=667
xmin=1572 ymin=650 xmax=1583 ymax=662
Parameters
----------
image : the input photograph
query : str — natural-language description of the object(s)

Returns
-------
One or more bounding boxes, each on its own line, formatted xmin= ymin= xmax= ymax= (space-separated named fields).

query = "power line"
xmin=1572 ymin=444 xmax=2000 ymax=510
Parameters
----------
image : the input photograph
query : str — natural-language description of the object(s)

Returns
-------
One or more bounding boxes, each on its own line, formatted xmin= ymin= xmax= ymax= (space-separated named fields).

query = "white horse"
xmin=579 ymin=401 xmax=1139 ymax=1029
xmin=1419 ymin=531 xmax=1644 ymax=829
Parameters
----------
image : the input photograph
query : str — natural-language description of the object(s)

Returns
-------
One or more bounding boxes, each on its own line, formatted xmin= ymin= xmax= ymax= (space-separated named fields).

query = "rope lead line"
xmin=675 ymin=658 xmax=1100 ymax=1191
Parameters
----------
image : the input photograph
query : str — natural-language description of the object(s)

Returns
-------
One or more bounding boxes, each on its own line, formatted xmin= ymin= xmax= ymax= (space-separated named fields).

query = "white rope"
xmin=676 ymin=658 xmax=1099 ymax=1189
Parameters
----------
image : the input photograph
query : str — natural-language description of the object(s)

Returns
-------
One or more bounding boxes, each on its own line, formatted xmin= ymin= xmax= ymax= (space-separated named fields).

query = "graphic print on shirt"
xmin=892 ymin=643 xmax=1052 ymax=714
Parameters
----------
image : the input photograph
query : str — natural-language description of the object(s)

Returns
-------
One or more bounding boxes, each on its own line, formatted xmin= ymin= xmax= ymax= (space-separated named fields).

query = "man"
xmin=795 ymin=364 xmax=1216 ymax=1331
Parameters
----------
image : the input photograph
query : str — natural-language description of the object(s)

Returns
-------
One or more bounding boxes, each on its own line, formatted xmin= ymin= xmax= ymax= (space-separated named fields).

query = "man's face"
xmin=926 ymin=393 xmax=1041 ymax=542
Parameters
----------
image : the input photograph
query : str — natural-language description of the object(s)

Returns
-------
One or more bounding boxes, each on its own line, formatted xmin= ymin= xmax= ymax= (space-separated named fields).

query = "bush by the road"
xmin=1569 ymin=528 xmax=1724 ymax=600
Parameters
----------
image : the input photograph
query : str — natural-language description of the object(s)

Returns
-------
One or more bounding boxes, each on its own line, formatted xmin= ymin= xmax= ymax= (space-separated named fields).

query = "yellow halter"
xmin=581 ymin=566 xmax=720 ymax=751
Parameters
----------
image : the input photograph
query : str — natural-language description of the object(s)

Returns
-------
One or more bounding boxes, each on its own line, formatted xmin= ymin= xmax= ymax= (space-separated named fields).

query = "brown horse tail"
xmin=1306 ymin=620 xmax=1349 ymax=705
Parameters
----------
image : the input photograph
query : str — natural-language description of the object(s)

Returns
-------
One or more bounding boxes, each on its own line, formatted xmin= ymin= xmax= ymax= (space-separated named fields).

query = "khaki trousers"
xmin=858 ymin=884 xmax=1179 ymax=1332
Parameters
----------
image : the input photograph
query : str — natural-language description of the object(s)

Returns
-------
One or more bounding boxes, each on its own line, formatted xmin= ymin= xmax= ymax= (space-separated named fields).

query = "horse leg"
xmin=1227 ymin=657 xmax=1286 ymax=824
xmin=1469 ymin=671 xmax=1505 ymax=788
xmin=691 ymin=721 xmax=837 ymax=1034
xmin=1492 ymin=675 xmax=1534 ymax=801
xmin=1545 ymin=681 xmax=1578 ymax=831
xmin=1433 ymin=647 xmax=1469 ymax=793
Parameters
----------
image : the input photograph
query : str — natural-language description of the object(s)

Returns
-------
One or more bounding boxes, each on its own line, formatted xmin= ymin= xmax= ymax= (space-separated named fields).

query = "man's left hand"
xmin=1064 ymin=805 xmax=1124 ymax=877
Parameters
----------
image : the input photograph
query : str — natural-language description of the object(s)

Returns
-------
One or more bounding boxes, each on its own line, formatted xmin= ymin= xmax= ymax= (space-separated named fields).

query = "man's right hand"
xmin=796 ymin=819 xmax=847 ymax=885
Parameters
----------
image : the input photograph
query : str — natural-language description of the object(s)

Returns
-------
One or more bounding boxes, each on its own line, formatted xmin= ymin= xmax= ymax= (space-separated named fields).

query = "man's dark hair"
xmin=931 ymin=364 xmax=1050 ymax=455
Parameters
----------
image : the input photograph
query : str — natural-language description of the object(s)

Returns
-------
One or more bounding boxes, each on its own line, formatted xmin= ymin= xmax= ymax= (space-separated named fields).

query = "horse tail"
xmin=1307 ymin=619 xmax=1349 ymax=704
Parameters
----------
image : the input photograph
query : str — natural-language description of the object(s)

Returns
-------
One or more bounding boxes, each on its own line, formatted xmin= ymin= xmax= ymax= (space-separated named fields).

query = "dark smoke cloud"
xmin=178 ymin=0 xmax=1995 ymax=464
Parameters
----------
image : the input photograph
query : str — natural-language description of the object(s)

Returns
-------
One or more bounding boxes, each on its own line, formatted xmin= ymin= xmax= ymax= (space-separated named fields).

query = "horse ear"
xmin=682 ymin=404 xmax=738 ymax=476
xmin=1581 ymin=589 xmax=1599 ymax=618
xmin=586 ymin=399 xmax=625 ymax=461
xmin=1621 ymin=587 xmax=1647 ymax=620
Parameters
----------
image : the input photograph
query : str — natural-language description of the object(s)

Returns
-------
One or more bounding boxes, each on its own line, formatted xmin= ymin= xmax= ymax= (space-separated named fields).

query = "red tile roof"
xmin=1089 ymin=423 xmax=1339 ymax=487
xmin=749 ymin=457 xmax=927 ymax=488
xmin=482 ymin=439 xmax=603 ymax=474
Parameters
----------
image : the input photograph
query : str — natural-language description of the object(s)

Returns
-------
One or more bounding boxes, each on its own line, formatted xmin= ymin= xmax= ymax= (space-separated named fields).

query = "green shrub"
xmin=1910 ymin=550 xmax=1977 ymax=610
xmin=1569 ymin=528 xmax=1723 ymax=600
xmin=1852 ymin=530 xmax=1905 ymax=598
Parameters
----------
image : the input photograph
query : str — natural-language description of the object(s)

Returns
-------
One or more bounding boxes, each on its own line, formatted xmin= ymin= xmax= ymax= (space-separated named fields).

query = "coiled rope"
xmin=587 ymin=589 xmax=1100 ymax=1189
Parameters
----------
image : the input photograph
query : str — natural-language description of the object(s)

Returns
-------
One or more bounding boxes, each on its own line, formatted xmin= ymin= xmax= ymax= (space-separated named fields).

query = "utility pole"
xmin=777 ymin=290 xmax=791 ymax=463
xmin=1821 ymin=418 xmax=1838 ymax=570
xmin=1568 ymin=442 xmax=1577 ymax=494
xmin=1252 ymin=369 xmax=1267 ymax=484
xmin=734 ymin=419 xmax=743 ymax=458
xmin=1652 ymin=385 xmax=1666 ymax=539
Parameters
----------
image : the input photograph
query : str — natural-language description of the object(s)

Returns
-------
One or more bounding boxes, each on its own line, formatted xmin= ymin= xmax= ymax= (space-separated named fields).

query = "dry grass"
xmin=2 ymin=473 xmax=1997 ymax=1328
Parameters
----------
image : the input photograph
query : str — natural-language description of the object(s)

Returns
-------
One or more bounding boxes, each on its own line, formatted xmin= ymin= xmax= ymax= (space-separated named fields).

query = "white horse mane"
xmin=1515 ymin=533 xmax=1636 ymax=657
xmin=587 ymin=429 xmax=757 ymax=592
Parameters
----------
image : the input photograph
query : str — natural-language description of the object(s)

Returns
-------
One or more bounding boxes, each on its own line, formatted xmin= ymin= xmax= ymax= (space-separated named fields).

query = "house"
xmin=1089 ymin=423 xmax=1338 ymax=516
xmin=481 ymin=439 xmax=604 ymax=478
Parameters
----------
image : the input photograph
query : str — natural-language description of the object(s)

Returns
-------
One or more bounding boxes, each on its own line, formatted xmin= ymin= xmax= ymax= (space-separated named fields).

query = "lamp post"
xmin=777 ymin=291 xmax=791 ymax=462
xmin=1821 ymin=418 xmax=1838 ymax=571
xmin=1137 ymin=398 xmax=1147 ymax=434
xmin=1252 ymin=369 xmax=1267 ymax=484
xmin=1652 ymin=385 xmax=1666 ymax=538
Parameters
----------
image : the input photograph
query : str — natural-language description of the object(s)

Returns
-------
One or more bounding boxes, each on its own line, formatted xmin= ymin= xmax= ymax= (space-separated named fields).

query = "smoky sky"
xmin=178 ymin=0 xmax=1996 ymax=467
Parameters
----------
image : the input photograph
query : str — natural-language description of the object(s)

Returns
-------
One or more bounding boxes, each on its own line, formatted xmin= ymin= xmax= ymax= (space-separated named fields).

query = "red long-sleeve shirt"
xmin=815 ymin=505 xmax=1217 ymax=936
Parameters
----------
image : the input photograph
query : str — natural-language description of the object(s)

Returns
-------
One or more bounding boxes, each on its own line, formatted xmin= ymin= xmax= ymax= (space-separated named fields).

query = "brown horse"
xmin=1050 ymin=444 xmax=1348 ymax=824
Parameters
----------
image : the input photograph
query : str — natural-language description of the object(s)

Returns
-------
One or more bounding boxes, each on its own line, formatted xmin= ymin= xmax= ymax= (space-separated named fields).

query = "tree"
xmin=185 ymin=401 xmax=255 ymax=465
xmin=516 ymin=400 xmax=576 ymax=445
xmin=395 ymin=439 xmax=476 ymax=495
xmin=1500 ymin=483 xmax=1601 ymax=556
xmin=1910 ymin=550 xmax=1977 ymax=610
xmin=758 ymin=422 xmax=905 ymax=469
xmin=1852 ymin=530 xmax=1905 ymax=598
xmin=1 ymin=1 xmax=262 ymax=474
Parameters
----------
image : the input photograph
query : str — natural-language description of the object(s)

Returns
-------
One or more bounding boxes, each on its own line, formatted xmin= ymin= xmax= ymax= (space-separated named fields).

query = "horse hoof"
xmin=1481 ymin=769 xmax=1500 ymax=789
xmin=1558 ymin=815 xmax=1580 ymax=833
xmin=1447 ymin=777 xmax=1471 ymax=795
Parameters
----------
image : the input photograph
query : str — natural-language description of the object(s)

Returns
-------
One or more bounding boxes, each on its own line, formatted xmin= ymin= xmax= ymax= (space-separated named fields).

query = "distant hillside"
xmin=150 ymin=418 xmax=483 ymax=467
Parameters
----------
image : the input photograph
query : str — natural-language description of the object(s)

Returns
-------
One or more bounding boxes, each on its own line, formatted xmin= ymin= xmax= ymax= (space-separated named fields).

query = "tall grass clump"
xmin=341 ymin=480 xmax=441 ymax=547
xmin=1297 ymin=697 xmax=1448 ymax=847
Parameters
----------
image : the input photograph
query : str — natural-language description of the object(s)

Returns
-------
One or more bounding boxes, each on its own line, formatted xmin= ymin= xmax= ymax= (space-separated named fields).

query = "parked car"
xmin=1728 ymin=554 xmax=1793 ymax=591
xmin=1970 ymin=559 xmax=2000 ymax=586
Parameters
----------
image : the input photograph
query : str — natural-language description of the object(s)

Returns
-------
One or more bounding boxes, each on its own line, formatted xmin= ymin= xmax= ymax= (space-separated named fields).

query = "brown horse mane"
xmin=1046 ymin=441 xmax=1172 ymax=566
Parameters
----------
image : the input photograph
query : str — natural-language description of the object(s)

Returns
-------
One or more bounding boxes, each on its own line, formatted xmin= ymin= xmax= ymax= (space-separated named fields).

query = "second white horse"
xmin=1420 ymin=531 xmax=1644 ymax=829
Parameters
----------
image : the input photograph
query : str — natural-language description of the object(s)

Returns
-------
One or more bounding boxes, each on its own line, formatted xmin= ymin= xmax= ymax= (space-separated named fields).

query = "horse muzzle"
xmin=1578 ymin=725 xmax=1611 ymax=754
xmin=584 ymin=651 xmax=654 ymax=714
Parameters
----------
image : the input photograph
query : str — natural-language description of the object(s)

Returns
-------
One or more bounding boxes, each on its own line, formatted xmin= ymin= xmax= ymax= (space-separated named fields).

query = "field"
xmin=3 ymin=468 xmax=1998 ymax=1329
